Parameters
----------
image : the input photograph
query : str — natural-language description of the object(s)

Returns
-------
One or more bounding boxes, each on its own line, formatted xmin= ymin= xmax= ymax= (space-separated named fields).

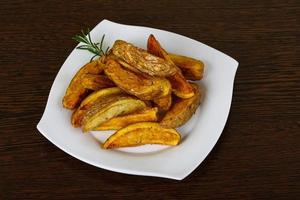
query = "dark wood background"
xmin=1 ymin=0 xmax=299 ymax=199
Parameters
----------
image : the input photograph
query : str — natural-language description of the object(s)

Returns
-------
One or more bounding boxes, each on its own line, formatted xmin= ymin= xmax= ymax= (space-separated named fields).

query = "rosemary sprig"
xmin=72 ymin=29 xmax=110 ymax=62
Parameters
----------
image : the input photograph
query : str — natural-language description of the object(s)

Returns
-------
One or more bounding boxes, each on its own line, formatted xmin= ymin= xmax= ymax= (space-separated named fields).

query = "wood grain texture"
xmin=0 ymin=0 xmax=299 ymax=199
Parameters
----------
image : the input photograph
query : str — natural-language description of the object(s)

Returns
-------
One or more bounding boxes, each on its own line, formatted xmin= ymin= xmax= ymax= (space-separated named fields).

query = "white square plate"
xmin=37 ymin=19 xmax=238 ymax=180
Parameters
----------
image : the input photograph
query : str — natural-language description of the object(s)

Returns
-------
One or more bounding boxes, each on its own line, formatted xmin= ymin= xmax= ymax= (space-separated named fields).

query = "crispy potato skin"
xmin=153 ymin=93 xmax=172 ymax=111
xmin=95 ymin=107 xmax=158 ymax=130
xmin=112 ymin=40 xmax=178 ymax=77
xmin=71 ymin=87 xmax=123 ymax=127
xmin=116 ymin=59 xmax=142 ymax=74
xmin=147 ymin=34 xmax=194 ymax=98
xmin=81 ymin=95 xmax=146 ymax=132
xmin=81 ymin=74 xmax=115 ymax=90
xmin=169 ymin=54 xmax=204 ymax=80
xmin=103 ymin=122 xmax=180 ymax=149
xmin=168 ymin=73 xmax=195 ymax=98
xmin=160 ymin=83 xmax=202 ymax=128
xmin=62 ymin=59 xmax=105 ymax=109
xmin=104 ymin=59 xmax=171 ymax=100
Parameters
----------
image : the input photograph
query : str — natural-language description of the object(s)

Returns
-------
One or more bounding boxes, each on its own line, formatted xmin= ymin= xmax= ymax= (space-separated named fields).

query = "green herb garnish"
xmin=72 ymin=29 xmax=109 ymax=62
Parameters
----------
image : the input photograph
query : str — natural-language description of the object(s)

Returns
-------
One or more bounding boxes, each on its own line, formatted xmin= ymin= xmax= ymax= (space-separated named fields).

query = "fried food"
xmin=160 ymin=83 xmax=202 ymax=128
xmin=81 ymin=95 xmax=146 ymax=132
xmin=104 ymin=59 xmax=171 ymax=100
xmin=169 ymin=54 xmax=204 ymax=80
xmin=103 ymin=122 xmax=181 ymax=149
xmin=147 ymin=34 xmax=194 ymax=98
xmin=111 ymin=40 xmax=178 ymax=77
xmin=95 ymin=107 xmax=158 ymax=130
xmin=81 ymin=74 xmax=115 ymax=90
xmin=153 ymin=93 xmax=172 ymax=111
xmin=71 ymin=87 xmax=124 ymax=127
xmin=116 ymin=59 xmax=142 ymax=74
xmin=168 ymin=73 xmax=195 ymax=98
xmin=63 ymin=34 xmax=205 ymax=150
xmin=63 ymin=59 xmax=105 ymax=109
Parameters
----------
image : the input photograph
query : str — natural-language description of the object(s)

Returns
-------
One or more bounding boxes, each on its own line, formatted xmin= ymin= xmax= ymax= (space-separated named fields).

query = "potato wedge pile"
xmin=63 ymin=34 xmax=204 ymax=149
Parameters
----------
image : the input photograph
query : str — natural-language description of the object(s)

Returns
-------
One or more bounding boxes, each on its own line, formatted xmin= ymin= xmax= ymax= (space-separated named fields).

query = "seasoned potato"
xmin=116 ymin=59 xmax=143 ymax=74
xmin=62 ymin=34 xmax=205 ymax=150
xmin=160 ymin=83 xmax=202 ymax=128
xmin=71 ymin=87 xmax=123 ymax=127
xmin=168 ymin=73 xmax=195 ymax=98
xmin=62 ymin=59 xmax=105 ymax=109
xmin=111 ymin=40 xmax=178 ymax=77
xmin=107 ymin=52 xmax=143 ymax=74
xmin=104 ymin=59 xmax=171 ymax=100
xmin=95 ymin=107 xmax=158 ymax=130
xmin=81 ymin=74 xmax=115 ymax=90
xmin=153 ymin=93 xmax=172 ymax=111
xmin=82 ymin=95 xmax=146 ymax=132
xmin=169 ymin=54 xmax=204 ymax=80
xmin=147 ymin=34 xmax=194 ymax=98
xmin=103 ymin=122 xmax=181 ymax=149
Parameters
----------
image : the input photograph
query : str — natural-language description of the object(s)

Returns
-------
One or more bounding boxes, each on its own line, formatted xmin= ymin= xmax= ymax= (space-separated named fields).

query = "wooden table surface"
xmin=1 ymin=0 xmax=299 ymax=199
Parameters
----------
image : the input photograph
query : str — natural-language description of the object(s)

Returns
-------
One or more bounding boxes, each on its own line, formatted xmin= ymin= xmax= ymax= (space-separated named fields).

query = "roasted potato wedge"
xmin=81 ymin=74 xmax=115 ymax=90
xmin=82 ymin=95 xmax=146 ymax=132
xmin=95 ymin=107 xmax=158 ymax=130
xmin=63 ymin=59 xmax=105 ymax=109
xmin=169 ymin=54 xmax=204 ymax=80
xmin=147 ymin=34 xmax=194 ymax=98
xmin=103 ymin=122 xmax=181 ymax=149
xmin=104 ymin=59 xmax=171 ymax=100
xmin=116 ymin=59 xmax=143 ymax=74
xmin=62 ymin=34 xmax=205 ymax=150
xmin=111 ymin=40 xmax=178 ymax=77
xmin=71 ymin=87 xmax=123 ymax=127
xmin=107 ymin=52 xmax=142 ymax=74
xmin=168 ymin=73 xmax=195 ymax=98
xmin=160 ymin=83 xmax=202 ymax=128
xmin=153 ymin=93 xmax=172 ymax=111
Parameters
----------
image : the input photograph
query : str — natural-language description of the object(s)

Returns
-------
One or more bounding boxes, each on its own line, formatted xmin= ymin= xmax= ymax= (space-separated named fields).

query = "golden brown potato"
xmin=143 ymin=100 xmax=153 ymax=107
xmin=168 ymin=73 xmax=195 ymax=98
xmin=81 ymin=74 xmax=115 ymax=90
xmin=71 ymin=87 xmax=124 ymax=127
xmin=95 ymin=107 xmax=158 ymax=130
xmin=103 ymin=122 xmax=181 ymax=149
xmin=169 ymin=54 xmax=204 ymax=80
xmin=81 ymin=95 xmax=146 ymax=132
xmin=111 ymin=40 xmax=178 ymax=77
xmin=116 ymin=59 xmax=142 ymax=74
xmin=107 ymin=52 xmax=143 ymax=74
xmin=160 ymin=83 xmax=202 ymax=128
xmin=104 ymin=59 xmax=171 ymax=100
xmin=153 ymin=93 xmax=172 ymax=111
xmin=62 ymin=59 xmax=105 ymax=109
xmin=147 ymin=34 xmax=194 ymax=98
